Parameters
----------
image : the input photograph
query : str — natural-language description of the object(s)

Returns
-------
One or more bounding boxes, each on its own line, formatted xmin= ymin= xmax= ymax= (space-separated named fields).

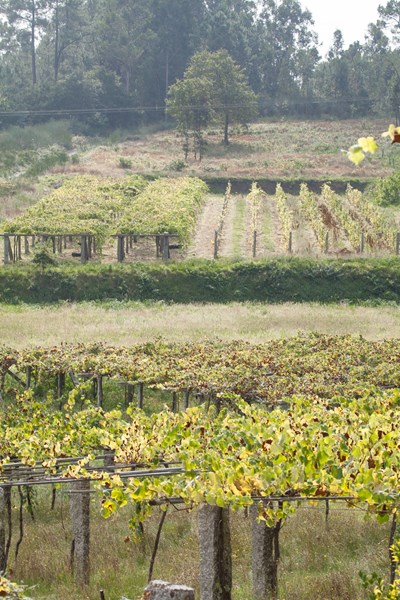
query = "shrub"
xmin=119 ymin=157 xmax=132 ymax=169
xmin=373 ymin=173 xmax=400 ymax=206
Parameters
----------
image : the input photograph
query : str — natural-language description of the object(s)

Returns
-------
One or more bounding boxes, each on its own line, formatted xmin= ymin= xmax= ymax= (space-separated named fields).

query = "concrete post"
xmin=198 ymin=505 xmax=232 ymax=600
xmin=0 ymin=487 xmax=6 ymax=572
xmin=251 ymin=506 xmax=277 ymax=600
xmin=70 ymin=480 xmax=90 ymax=585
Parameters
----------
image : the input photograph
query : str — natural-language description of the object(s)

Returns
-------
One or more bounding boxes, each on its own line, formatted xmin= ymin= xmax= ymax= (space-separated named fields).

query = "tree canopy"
xmin=0 ymin=0 xmax=398 ymax=131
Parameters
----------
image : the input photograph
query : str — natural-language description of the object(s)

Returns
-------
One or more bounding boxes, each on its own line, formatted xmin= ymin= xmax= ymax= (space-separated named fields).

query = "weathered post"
xmin=0 ymin=487 xmax=6 ymax=573
xmin=396 ymin=232 xmax=400 ymax=256
xmin=360 ymin=232 xmax=365 ymax=255
xmin=183 ymin=389 xmax=190 ymax=410
xmin=25 ymin=367 xmax=32 ymax=390
xmin=252 ymin=230 xmax=257 ymax=258
xmin=117 ymin=234 xmax=125 ymax=262
xmin=80 ymin=235 xmax=88 ymax=263
xmin=198 ymin=505 xmax=232 ymax=600
xmin=172 ymin=391 xmax=178 ymax=413
xmin=137 ymin=382 xmax=144 ymax=409
xmin=251 ymin=505 xmax=278 ymax=600
xmin=70 ymin=480 xmax=90 ymax=585
xmin=144 ymin=581 xmax=195 ymax=600
xmin=97 ymin=375 xmax=103 ymax=408
xmin=162 ymin=233 xmax=170 ymax=261
xmin=127 ymin=383 xmax=134 ymax=405
xmin=3 ymin=235 xmax=9 ymax=265
xmin=288 ymin=231 xmax=293 ymax=254
xmin=214 ymin=231 xmax=219 ymax=259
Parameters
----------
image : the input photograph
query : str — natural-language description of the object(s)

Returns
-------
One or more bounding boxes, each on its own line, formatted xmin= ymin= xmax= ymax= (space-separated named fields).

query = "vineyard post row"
xmin=0 ymin=457 xmax=377 ymax=600
xmin=2 ymin=365 xmax=193 ymax=412
xmin=0 ymin=232 xmax=179 ymax=264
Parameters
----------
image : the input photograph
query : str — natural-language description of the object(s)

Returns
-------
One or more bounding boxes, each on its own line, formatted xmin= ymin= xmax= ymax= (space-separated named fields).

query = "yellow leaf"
xmin=347 ymin=146 xmax=365 ymax=165
xmin=358 ymin=137 xmax=378 ymax=154
xmin=381 ymin=124 xmax=400 ymax=140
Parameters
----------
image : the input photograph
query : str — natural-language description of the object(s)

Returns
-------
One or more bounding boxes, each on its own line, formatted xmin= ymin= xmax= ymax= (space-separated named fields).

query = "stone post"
xmin=198 ymin=505 xmax=232 ymax=600
xmin=0 ymin=487 xmax=5 ymax=572
xmin=251 ymin=506 xmax=277 ymax=600
xmin=70 ymin=480 xmax=90 ymax=585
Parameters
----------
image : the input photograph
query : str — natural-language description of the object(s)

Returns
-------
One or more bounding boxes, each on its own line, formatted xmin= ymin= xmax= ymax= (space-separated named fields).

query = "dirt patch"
xmin=187 ymin=195 xmax=224 ymax=259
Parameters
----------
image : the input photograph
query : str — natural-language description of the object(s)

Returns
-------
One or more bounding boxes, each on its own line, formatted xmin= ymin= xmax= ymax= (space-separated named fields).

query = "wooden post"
xmin=252 ymin=230 xmax=257 ymax=258
xmin=288 ymin=231 xmax=293 ymax=254
xmin=162 ymin=233 xmax=170 ymax=261
xmin=324 ymin=231 xmax=329 ymax=255
xmin=57 ymin=372 xmax=65 ymax=401
xmin=70 ymin=480 xmax=90 ymax=585
xmin=97 ymin=376 xmax=103 ymax=408
xmin=137 ymin=383 xmax=144 ymax=409
xmin=214 ymin=230 xmax=219 ymax=259
xmin=396 ymin=233 xmax=400 ymax=257
xmin=127 ymin=383 xmax=134 ymax=405
xmin=172 ymin=391 xmax=178 ymax=413
xmin=26 ymin=366 xmax=32 ymax=390
xmin=360 ymin=232 xmax=365 ymax=255
xmin=199 ymin=505 xmax=232 ymax=600
xmin=117 ymin=235 xmax=125 ymax=262
xmin=144 ymin=581 xmax=194 ymax=600
xmin=0 ymin=487 xmax=6 ymax=573
xmin=3 ymin=235 xmax=9 ymax=265
xmin=80 ymin=235 xmax=88 ymax=263
xmin=183 ymin=390 xmax=190 ymax=410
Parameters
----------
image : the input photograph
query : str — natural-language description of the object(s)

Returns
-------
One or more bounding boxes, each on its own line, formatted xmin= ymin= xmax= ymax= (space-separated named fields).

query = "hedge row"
xmin=0 ymin=258 xmax=399 ymax=304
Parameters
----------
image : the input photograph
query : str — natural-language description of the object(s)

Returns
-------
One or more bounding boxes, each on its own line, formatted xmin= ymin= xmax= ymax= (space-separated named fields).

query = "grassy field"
xmin=1 ymin=301 xmax=400 ymax=347
xmin=52 ymin=118 xmax=396 ymax=181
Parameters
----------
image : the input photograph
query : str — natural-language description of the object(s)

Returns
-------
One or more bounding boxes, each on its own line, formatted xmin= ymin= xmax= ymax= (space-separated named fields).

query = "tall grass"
xmin=0 ymin=120 xmax=72 ymax=152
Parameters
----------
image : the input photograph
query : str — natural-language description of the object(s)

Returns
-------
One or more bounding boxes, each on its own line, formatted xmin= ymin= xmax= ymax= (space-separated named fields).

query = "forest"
xmin=0 ymin=0 xmax=399 ymax=132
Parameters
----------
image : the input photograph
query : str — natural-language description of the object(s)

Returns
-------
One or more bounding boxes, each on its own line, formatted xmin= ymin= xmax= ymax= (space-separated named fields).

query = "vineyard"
xmin=0 ymin=176 xmax=208 ymax=263
xmin=1 ymin=178 xmax=399 ymax=266
xmin=0 ymin=335 xmax=400 ymax=598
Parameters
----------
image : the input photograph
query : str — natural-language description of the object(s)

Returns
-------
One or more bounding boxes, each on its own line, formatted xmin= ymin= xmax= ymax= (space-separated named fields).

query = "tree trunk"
xmin=223 ymin=112 xmax=229 ymax=145
xmin=54 ymin=0 xmax=60 ymax=80
xmin=31 ymin=3 xmax=37 ymax=85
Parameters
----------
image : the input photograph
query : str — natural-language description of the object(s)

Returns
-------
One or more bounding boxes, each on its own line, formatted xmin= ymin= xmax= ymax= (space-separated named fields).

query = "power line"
xmin=0 ymin=97 xmax=378 ymax=119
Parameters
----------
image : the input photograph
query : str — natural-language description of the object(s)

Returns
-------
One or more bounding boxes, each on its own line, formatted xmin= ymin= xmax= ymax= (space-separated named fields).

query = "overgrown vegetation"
xmin=1 ymin=258 xmax=400 ymax=304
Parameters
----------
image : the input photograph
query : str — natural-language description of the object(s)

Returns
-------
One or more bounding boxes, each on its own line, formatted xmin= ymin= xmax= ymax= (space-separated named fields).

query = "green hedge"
xmin=0 ymin=258 xmax=400 ymax=304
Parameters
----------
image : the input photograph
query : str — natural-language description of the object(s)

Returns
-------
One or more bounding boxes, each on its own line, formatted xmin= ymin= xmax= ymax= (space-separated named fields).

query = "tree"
xmin=255 ymin=0 xmax=319 ymax=107
xmin=167 ymin=77 xmax=212 ymax=159
xmin=0 ymin=0 xmax=49 ymax=85
xmin=48 ymin=0 xmax=88 ymax=81
xmin=178 ymin=49 xmax=258 ymax=145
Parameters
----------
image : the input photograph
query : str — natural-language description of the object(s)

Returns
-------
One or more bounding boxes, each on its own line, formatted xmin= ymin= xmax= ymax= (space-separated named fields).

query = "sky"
xmin=300 ymin=0 xmax=382 ymax=55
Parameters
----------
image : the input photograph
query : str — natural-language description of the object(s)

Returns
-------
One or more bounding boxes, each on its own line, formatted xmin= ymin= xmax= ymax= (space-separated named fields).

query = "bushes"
xmin=0 ymin=258 xmax=400 ymax=304
xmin=373 ymin=172 xmax=400 ymax=206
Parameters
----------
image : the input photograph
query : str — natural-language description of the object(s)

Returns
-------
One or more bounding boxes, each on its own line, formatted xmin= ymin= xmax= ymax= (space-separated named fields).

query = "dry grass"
xmin=9 ymin=488 xmax=390 ymax=600
xmin=1 ymin=301 xmax=400 ymax=348
xmin=48 ymin=118 xmax=395 ymax=181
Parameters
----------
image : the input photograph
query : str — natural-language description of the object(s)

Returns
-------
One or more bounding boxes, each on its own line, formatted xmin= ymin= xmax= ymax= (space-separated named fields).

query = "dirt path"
xmin=218 ymin=195 xmax=236 ymax=258
xmin=187 ymin=195 xmax=224 ymax=259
